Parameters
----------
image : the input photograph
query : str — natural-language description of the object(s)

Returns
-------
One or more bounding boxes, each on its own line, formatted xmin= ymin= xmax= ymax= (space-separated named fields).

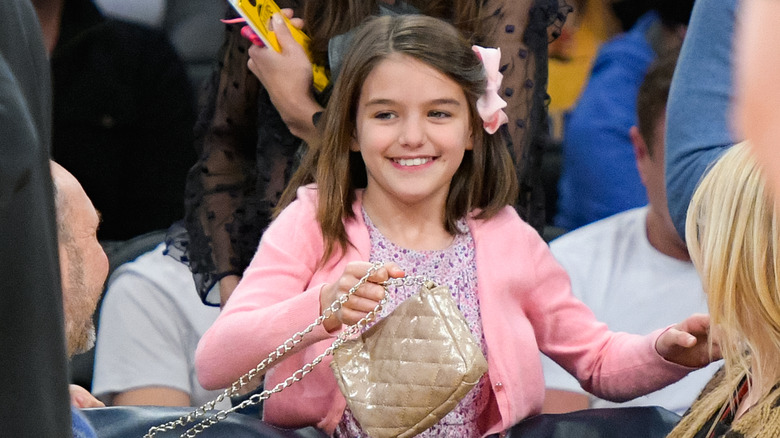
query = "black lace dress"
xmin=171 ymin=0 xmax=572 ymax=304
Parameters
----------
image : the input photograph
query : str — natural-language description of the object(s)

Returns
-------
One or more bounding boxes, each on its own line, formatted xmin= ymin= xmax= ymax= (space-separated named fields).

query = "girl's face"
xmin=352 ymin=54 xmax=473 ymax=210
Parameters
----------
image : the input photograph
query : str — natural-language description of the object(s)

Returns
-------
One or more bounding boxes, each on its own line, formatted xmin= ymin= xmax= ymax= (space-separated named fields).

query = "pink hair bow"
xmin=472 ymin=45 xmax=508 ymax=134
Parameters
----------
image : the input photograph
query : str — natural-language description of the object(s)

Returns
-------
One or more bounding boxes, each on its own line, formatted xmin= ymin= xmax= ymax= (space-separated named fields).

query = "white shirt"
xmin=92 ymin=243 xmax=230 ymax=408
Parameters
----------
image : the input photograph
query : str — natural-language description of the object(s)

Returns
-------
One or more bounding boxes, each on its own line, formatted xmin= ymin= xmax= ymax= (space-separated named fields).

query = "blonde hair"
xmin=685 ymin=141 xmax=780 ymax=399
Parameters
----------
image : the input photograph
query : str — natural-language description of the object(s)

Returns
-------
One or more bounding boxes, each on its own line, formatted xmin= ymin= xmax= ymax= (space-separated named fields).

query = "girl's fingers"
xmin=365 ymin=262 xmax=404 ymax=285
xmin=340 ymin=307 xmax=377 ymax=326
xmin=665 ymin=328 xmax=696 ymax=349
xmin=673 ymin=330 xmax=697 ymax=348
xmin=332 ymin=261 xmax=407 ymax=325
xmin=345 ymin=288 xmax=384 ymax=311
xmin=385 ymin=262 xmax=406 ymax=278
xmin=354 ymin=282 xmax=386 ymax=303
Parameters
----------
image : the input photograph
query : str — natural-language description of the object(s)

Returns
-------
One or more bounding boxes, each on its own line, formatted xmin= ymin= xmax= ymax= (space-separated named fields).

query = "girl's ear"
xmin=350 ymin=134 xmax=361 ymax=152
xmin=466 ymin=127 xmax=475 ymax=151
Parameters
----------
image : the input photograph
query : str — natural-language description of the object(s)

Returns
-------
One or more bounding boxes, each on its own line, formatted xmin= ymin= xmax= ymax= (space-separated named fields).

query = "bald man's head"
xmin=50 ymin=161 xmax=108 ymax=357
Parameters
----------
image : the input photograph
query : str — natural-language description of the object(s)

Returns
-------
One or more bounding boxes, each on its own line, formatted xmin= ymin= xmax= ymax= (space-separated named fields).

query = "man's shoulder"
xmin=106 ymin=242 xmax=196 ymax=305
xmin=551 ymin=207 xmax=647 ymax=251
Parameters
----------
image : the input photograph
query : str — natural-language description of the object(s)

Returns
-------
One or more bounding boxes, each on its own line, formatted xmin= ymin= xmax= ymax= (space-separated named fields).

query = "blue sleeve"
xmin=555 ymin=13 xmax=657 ymax=230
xmin=556 ymin=37 xmax=653 ymax=229
xmin=71 ymin=407 xmax=98 ymax=438
xmin=665 ymin=0 xmax=739 ymax=239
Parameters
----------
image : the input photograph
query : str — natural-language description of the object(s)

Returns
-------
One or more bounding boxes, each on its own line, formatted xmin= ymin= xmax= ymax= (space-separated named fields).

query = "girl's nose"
xmin=399 ymin=117 xmax=426 ymax=148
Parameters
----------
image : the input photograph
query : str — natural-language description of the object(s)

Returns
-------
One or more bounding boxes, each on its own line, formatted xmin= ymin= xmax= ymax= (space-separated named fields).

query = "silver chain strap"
xmin=145 ymin=263 xmax=429 ymax=438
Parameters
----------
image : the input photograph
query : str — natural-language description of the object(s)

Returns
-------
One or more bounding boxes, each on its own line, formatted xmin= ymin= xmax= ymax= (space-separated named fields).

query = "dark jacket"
xmin=0 ymin=0 xmax=71 ymax=435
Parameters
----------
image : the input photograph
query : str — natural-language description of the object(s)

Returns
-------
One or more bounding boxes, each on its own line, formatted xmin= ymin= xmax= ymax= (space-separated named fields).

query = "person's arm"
xmin=540 ymin=352 xmax=591 ymax=413
xmin=112 ymin=387 xmax=190 ymax=407
xmin=195 ymin=188 xmax=335 ymax=390
xmin=184 ymin=14 xmax=305 ymax=305
xmin=519 ymin=228 xmax=698 ymax=401
xmin=92 ymin=251 xmax=205 ymax=406
xmin=217 ymin=275 xmax=241 ymax=307
xmin=542 ymin=389 xmax=589 ymax=413
xmin=1 ymin=1 xmax=72 ymax=435
xmin=246 ymin=12 xmax=323 ymax=145
xmin=665 ymin=0 xmax=739 ymax=239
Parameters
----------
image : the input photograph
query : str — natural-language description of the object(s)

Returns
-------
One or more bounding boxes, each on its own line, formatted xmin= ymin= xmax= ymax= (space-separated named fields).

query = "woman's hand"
xmin=246 ymin=11 xmax=323 ymax=144
xmin=321 ymin=262 xmax=405 ymax=333
xmin=656 ymin=313 xmax=721 ymax=368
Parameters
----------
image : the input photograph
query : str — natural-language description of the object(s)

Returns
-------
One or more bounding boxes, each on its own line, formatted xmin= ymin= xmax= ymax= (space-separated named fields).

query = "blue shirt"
xmin=665 ymin=0 xmax=738 ymax=239
xmin=72 ymin=407 xmax=97 ymax=438
xmin=554 ymin=12 xmax=658 ymax=231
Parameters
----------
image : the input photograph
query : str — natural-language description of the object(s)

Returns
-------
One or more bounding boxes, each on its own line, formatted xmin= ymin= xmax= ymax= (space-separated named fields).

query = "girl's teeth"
xmin=396 ymin=158 xmax=429 ymax=166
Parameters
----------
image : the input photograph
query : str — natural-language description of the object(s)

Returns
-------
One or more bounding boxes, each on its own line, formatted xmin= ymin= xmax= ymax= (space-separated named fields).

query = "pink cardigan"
xmin=195 ymin=186 xmax=693 ymax=436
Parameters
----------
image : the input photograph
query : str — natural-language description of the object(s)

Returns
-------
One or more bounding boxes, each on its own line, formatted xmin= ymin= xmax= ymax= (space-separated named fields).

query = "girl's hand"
xmin=321 ymin=262 xmax=405 ymax=332
xmin=247 ymin=11 xmax=323 ymax=144
xmin=656 ymin=313 xmax=721 ymax=368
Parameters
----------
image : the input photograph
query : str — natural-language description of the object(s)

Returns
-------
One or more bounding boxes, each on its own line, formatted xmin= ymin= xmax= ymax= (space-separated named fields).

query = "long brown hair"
xmin=302 ymin=0 xmax=484 ymax=66
xmin=280 ymin=15 xmax=518 ymax=263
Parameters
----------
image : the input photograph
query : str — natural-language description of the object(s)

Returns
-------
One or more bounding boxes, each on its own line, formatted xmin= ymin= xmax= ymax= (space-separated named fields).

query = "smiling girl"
xmin=195 ymin=14 xmax=716 ymax=437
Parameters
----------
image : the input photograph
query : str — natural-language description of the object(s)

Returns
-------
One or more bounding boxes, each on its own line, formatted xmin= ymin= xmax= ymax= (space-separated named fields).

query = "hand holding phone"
xmin=227 ymin=0 xmax=329 ymax=92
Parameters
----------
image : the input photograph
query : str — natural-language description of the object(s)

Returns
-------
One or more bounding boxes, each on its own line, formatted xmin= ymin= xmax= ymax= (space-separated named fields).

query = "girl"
xmin=668 ymin=142 xmax=780 ymax=437
xmin=179 ymin=0 xmax=569 ymax=305
xmin=195 ymin=14 xmax=714 ymax=437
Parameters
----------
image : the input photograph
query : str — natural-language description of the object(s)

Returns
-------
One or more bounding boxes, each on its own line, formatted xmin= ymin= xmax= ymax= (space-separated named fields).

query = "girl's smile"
xmin=392 ymin=156 xmax=434 ymax=167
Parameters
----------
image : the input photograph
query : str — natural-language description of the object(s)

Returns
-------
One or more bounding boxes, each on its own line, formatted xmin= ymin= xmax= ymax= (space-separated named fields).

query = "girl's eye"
xmin=374 ymin=112 xmax=396 ymax=120
xmin=428 ymin=110 xmax=450 ymax=118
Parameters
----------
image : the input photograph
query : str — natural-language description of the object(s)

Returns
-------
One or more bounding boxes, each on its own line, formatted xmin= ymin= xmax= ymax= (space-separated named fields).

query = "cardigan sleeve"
xmin=476 ymin=208 xmax=693 ymax=402
xmin=195 ymin=186 xmax=335 ymax=390
xmin=527 ymin=234 xmax=693 ymax=401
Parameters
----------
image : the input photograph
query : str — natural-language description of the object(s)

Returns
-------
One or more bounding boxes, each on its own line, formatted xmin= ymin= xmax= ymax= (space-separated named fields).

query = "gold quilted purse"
xmin=144 ymin=263 xmax=487 ymax=438
xmin=330 ymin=279 xmax=488 ymax=438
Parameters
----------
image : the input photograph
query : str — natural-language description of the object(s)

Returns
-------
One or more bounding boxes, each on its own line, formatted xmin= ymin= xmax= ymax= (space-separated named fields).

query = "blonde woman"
xmin=669 ymin=141 xmax=780 ymax=437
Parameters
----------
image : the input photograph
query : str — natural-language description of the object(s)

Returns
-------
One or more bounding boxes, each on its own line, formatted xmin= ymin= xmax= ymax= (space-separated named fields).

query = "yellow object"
xmin=228 ymin=0 xmax=330 ymax=92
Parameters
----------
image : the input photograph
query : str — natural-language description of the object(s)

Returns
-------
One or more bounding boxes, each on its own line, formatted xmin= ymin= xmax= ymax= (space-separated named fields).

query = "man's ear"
xmin=57 ymin=241 xmax=70 ymax=290
xmin=630 ymin=126 xmax=649 ymax=160
xmin=630 ymin=125 xmax=649 ymax=185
